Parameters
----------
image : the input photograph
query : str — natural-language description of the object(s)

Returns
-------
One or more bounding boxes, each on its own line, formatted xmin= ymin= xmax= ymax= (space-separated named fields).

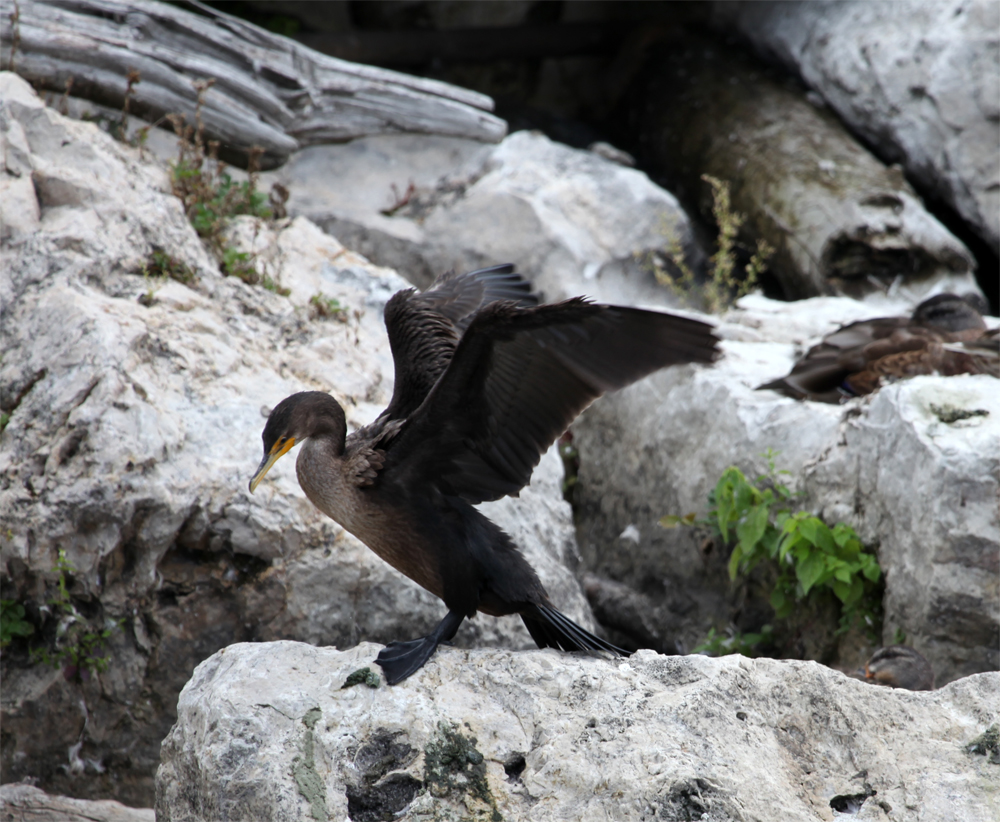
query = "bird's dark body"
xmin=251 ymin=264 xmax=719 ymax=683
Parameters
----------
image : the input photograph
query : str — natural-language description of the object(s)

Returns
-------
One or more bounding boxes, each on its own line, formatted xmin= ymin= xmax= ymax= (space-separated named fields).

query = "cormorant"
xmin=249 ymin=264 xmax=718 ymax=684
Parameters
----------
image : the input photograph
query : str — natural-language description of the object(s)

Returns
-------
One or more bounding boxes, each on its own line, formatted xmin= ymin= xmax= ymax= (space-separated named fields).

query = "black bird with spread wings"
xmin=249 ymin=264 xmax=718 ymax=684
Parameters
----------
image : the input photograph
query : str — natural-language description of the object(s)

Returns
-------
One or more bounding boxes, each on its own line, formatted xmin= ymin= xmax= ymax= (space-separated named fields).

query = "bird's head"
xmin=864 ymin=645 xmax=934 ymax=690
xmin=249 ymin=391 xmax=346 ymax=493
xmin=912 ymin=293 xmax=986 ymax=333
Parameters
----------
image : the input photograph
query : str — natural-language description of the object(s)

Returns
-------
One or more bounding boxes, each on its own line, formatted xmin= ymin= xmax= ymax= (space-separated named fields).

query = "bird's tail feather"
xmin=521 ymin=603 xmax=628 ymax=656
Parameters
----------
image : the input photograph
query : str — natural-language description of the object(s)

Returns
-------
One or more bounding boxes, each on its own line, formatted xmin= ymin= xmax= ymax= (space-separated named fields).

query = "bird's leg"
xmin=375 ymin=609 xmax=465 ymax=685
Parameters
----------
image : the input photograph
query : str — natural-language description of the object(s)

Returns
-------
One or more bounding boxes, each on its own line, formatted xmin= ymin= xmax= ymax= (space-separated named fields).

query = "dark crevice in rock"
xmin=0 ymin=367 xmax=48 ymax=416
xmin=829 ymin=784 xmax=877 ymax=814
xmin=503 ymin=752 xmax=526 ymax=782
xmin=346 ymin=773 xmax=422 ymax=822
xmin=345 ymin=729 xmax=421 ymax=822
xmin=658 ymin=776 xmax=745 ymax=821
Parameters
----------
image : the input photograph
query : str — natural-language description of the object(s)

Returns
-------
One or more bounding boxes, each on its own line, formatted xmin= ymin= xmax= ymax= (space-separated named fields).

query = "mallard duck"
xmin=760 ymin=293 xmax=997 ymax=403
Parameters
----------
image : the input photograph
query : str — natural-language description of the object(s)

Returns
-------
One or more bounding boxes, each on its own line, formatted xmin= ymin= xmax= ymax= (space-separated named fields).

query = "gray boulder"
xmin=573 ymin=293 xmax=999 ymax=684
xmin=715 ymin=0 xmax=1000 ymax=253
xmin=0 ymin=73 xmax=590 ymax=803
xmin=263 ymin=129 xmax=698 ymax=306
xmin=156 ymin=640 xmax=1000 ymax=822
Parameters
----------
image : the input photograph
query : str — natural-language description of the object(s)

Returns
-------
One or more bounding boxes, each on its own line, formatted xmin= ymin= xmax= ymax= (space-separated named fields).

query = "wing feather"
xmin=380 ymin=265 xmax=538 ymax=422
xmin=386 ymin=299 xmax=719 ymax=503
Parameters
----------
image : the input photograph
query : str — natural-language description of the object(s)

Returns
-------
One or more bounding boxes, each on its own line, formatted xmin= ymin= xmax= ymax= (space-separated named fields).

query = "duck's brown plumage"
xmin=864 ymin=645 xmax=935 ymax=691
xmin=759 ymin=293 xmax=998 ymax=403
xmin=250 ymin=264 xmax=719 ymax=683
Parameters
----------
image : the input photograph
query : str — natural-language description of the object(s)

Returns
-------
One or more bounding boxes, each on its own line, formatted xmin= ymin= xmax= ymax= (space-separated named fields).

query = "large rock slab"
xmin=155 ymin=640 xmax=1000 ymax=822
xmin=573 ymin=294 xmax=1000 ymax=684
xmin=714 ymin=0 xmax=1000 ymax=253
xmin=263 ymin=129 xmax=699 ymax=306
xmin=632 ymin=36 xmax=981 ymax=304
xmin=0 ymin=73 xmax=590 ymax=804
xmin=0 ymin=783 xmax=154 ymax=822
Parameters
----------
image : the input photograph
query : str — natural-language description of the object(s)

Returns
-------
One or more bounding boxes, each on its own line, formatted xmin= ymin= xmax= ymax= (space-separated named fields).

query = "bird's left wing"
xmin=379 ymin=265 xmax=538 ymax=423
xmin=384 ymin=299 xmax=718 ymax=503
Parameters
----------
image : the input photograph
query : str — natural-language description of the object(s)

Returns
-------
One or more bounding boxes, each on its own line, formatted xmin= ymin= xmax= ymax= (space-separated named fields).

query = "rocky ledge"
xmin=155 ymin=641 xmax=999 ymax=822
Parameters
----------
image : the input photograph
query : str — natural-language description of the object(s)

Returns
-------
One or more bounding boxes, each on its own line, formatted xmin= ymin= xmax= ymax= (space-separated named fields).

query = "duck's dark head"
xmin=912 ymin=293 xmax=987 ymax=333
xmin=249 ymin=391 xmax=346 ymax=493
xmin=864 ymin=645 xmax=935 ymax=691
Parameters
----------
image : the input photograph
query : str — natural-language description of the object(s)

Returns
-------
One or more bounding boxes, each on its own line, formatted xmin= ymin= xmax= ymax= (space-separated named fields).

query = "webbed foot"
xmin=375 ymin=609 xmax=465 ymax=685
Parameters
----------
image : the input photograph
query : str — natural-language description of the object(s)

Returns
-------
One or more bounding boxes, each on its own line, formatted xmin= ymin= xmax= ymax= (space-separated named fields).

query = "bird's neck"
xmin=295 ymin=433 xmax=351 ymax=519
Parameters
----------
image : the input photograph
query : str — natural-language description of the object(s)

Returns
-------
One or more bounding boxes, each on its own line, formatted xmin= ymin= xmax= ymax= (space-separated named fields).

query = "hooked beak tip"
xmin=249 ymin=437 xmax=295 ymax=495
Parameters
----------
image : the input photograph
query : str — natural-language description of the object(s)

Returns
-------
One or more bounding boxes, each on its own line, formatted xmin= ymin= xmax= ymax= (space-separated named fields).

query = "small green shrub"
xmin=27 ymin=549 xmax=123 ymax=680
xmin=693 ymin=625 xmax=773 ymax=657
xmin=648 ymin=174 xmax=773 ymax=314
xmin=145 ymin=250 xmax=195 ymax=285
xmin=1 ymin=599 xmax=34 ymax=647
xmin=663 ymin=452 xmax=882 ymax=654
xmin=167 ymin=79 xmax=287 ymax=294
xmin=179 ymin=162 xmax=273 ymax=239
xmin=309 ymin=293 xmax=349 ymax=321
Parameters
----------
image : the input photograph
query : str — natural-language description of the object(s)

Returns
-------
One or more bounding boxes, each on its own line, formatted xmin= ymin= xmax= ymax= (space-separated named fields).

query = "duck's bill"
xmin=248 ymin=437 xmax=296 ymax=493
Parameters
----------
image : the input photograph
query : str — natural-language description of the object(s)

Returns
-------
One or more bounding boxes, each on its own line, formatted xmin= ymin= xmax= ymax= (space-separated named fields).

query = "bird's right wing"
xmin=385 ymin=298 xmax=719 ymax=503
xmin=419 ymin=264 xmax=538 ymax=332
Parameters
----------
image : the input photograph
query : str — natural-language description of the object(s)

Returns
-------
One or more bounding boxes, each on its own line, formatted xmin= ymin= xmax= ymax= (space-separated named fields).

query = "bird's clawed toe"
xmin=375 ymin=636 xmax=442 ymax=685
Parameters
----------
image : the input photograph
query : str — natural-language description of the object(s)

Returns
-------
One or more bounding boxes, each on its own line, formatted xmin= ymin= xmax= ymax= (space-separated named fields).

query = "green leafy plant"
xmin=309 ymin=293 xmax=349 ymax=321
xmin=1 ymin=599 xmax=34 ymax=647
xmin=167 ymin=80 xmax=287 ymax=294
xmin=693 ymin=624 xmax=773 ymax=657
xmin=181 ymin=164 xmax=273 ymax=238
xmin=145 ymin=250 xmax=195 ymax=285
xmin=647 ymin=174 xmax=773 ymax=314
xmin=27 ymin=549 xmax=123 ymax=680
xmin=663 ymin=452 xmax=882 ymax=654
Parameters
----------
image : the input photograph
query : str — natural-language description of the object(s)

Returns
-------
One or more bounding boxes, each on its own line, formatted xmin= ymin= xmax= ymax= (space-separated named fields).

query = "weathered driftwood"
xmin=0 ymin=0 xmax=507 ymax=168
xmin=0 ymin=783 xmax=154 ymax=822
xmin=632 ymin=38 xmax=979 ymax=302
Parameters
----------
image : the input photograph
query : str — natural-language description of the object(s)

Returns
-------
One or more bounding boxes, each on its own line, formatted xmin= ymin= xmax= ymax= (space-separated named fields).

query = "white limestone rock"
xmin=263 ymin=129 xmax=698 ymax=306
xmin=573 ymin=294 xmax=999 ymax=684
xmin=155 ymin=640 xmax=1000 ymax=822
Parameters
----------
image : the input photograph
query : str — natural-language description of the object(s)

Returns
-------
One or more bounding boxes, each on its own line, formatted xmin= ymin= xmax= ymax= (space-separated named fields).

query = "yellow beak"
xmin=248 ymin=436 xmax=296 ymax=493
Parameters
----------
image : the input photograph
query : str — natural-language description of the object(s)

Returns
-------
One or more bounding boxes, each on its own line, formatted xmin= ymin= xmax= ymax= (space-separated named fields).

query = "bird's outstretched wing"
xmin=380 ymin=265 xmax=537 ymax=422
xmin=385 ymin=298 xmax=719 ymax=503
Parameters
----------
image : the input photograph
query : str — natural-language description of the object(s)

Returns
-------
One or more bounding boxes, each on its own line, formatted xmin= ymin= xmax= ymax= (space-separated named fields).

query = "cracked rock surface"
xmin=0 ymin=72 xmax=590 ymax=805
xmin=715 ymin=0 xmax=1000 ymax=253
xmin=155 ymin=640 xmax=1000 ymax=822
